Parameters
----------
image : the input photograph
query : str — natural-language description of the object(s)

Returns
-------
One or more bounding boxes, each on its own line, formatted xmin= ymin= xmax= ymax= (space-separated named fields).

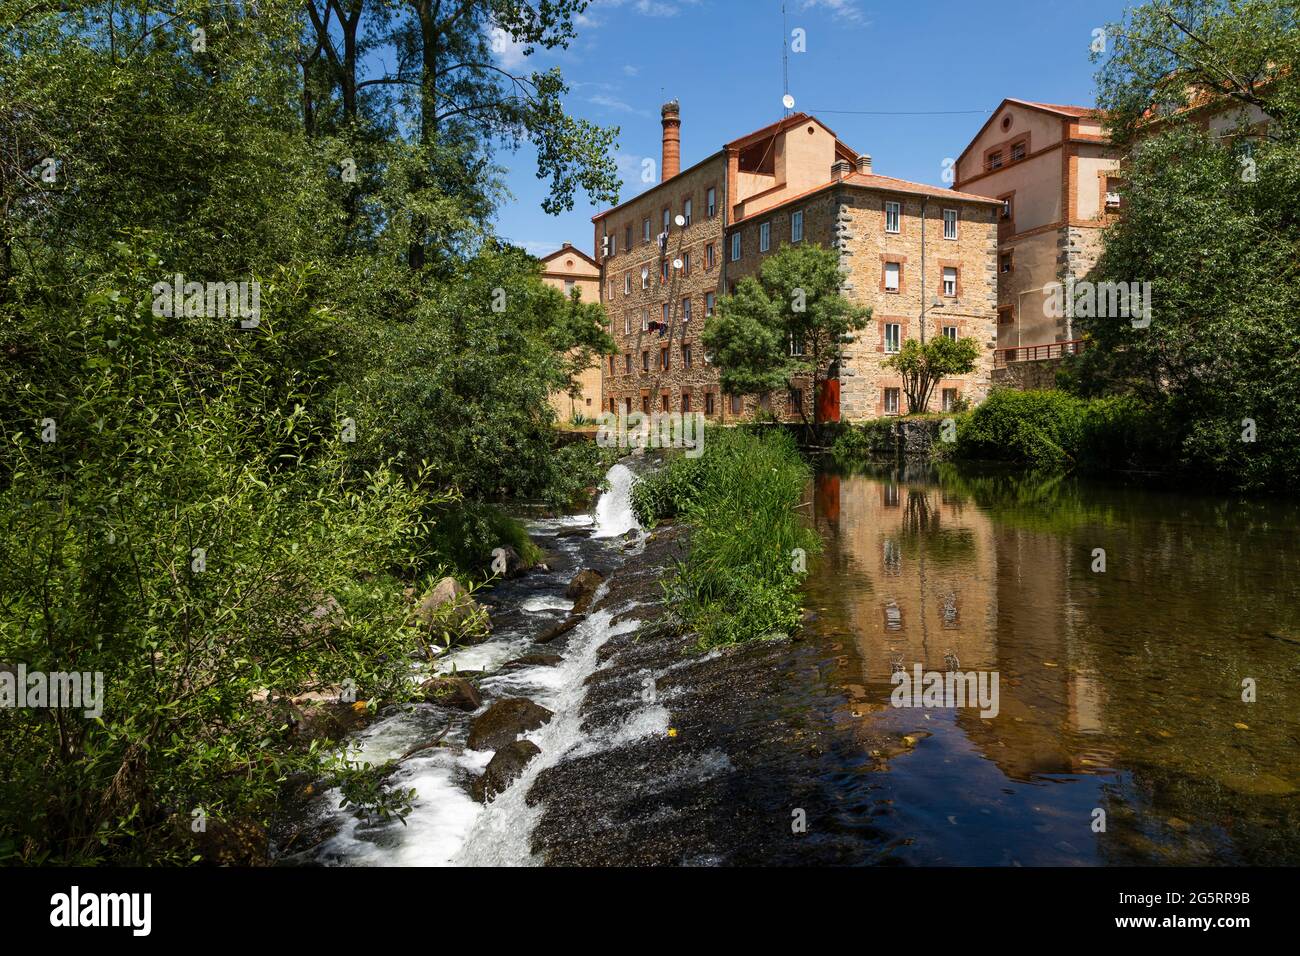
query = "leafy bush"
xmin=643 ymin=430 xmax=821 ymax=650
xmin=955 ymin=389 xmax=1173 ymax=473
xmin=829 ymin=419 xmax=898 ymax=463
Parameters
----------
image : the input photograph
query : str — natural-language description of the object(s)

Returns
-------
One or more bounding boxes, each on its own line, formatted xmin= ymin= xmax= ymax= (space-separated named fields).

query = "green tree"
xmin=701 ymin=244 xmax=869 ymax=424
xmin=1094 ymin=0 xmax=1299 ymax=147
xmin=885 ymin=335 xmax=980 ymax=415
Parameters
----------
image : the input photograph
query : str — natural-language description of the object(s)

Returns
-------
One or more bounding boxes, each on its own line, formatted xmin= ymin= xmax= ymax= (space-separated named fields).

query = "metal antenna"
xmin=782 ymin=0 xmax=791 ymax=116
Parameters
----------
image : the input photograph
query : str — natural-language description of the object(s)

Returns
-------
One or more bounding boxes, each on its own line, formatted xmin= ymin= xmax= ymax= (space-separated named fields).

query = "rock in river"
xmin=467 ymin=698 xmax=553 ymax=751
xmin=565 ymin=568 xmax=605 ymax=615
xmin=419 ymin=675 xmax=482 ymax=711
xmin=471 ymin=740 xmax=542 ymax=803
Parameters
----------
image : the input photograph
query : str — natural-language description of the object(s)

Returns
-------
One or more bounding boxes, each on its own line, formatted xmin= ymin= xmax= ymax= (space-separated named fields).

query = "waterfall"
xmin=591 ymin=463 xmax=641 ymax=539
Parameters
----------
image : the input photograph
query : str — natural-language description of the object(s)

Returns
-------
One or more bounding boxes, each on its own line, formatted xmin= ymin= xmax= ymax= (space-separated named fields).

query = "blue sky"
xmin=492 ymin=0 xmax=1134 ymax=258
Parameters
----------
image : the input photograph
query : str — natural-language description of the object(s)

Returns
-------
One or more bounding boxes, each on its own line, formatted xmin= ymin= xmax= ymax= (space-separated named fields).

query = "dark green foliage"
xmin=636 ymin=430 xmax=820 ymax=650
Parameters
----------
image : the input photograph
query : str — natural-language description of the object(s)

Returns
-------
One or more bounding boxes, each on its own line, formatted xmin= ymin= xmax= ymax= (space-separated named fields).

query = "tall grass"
xmin=634 ymin=430 xmax=820 ymax=650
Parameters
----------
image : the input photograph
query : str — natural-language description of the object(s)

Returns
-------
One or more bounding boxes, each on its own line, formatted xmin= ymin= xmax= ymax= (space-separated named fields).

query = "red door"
xmin=816 ymin=377 xmax=840 ymax=424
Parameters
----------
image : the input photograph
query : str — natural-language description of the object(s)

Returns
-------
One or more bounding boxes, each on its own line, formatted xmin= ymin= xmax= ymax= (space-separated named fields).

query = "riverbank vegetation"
xmin=632 ymin=430 xmax=820 ymax=650
xmin=0 ymin=0 xmax=617 ymax=864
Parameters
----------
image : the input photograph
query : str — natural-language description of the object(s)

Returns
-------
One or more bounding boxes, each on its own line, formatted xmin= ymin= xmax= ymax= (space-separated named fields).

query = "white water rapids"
xmin=301 ymin=462 xmax=656 ymax=866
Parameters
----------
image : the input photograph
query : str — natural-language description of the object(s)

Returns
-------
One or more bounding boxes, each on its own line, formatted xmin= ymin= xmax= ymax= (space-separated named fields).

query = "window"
xmin=705 ymin=291 xmax=715 ymax=317
xmin=660 ymin=348 xmax=669 ymax=370
xmin=682 ymin=344 xmax=692 ymax=368
xmin=942 ymin=388 xmax=958 ymax=412
xmin=1000 ymin=252 xmax=1013 ymax=274
xmin=624 ymin=273 xmax=631 ymax=295
xmin=943 ymin=209 xmax=958 ymax=240
xmin=608 ymin=355 xmax=615 ymax=375
xmin=625 ymin=353 xmax=632 ymax=373
xmin=660 ymin=393 xmax=669 ymax=412
xmin=609 ymin=234 xmax=617 ymax=257
xmin=706 ymin=243 xmax=715 ymax=269
xmin=1105 ymin=176 xmax=1123 ymax=211
xmin=943 ymin=267 xmax=958 ymax=297
xmin=705 ymin=393 xmax=715 ymax=415
xmin=663 ymin=208 xmax=670 ymax=233
xmin=884 ymin=322 xmax=901 ymax=353
xmin=564 ymin=279 xmax=575 ymax=295
xmin=682 ymin=393 xmax=691 ymax=413
xmin=682 ymin=297 xmax=692 ymax=323
xmin=609 ymin=398 xmax=616 ymax=414
xmin=1010 ymin=140 xmax=1026 ymax=162
xmin=792 ymin=210 xmax=804 ymax=243
xmin=1000 ymin=195 xmax=1013 ymax=221
xmin=660 ymin=259 xmax=669 ymax=282
xmin=625 ymin=397 xmax=632 ymax=413
xmin=642 ymin=351 xmax=650 ymax=371
xmin=642 ymin=395 xmax=650 ymax=414
xmin=885 ymin=201 xmax=901 ymax=234
xmin=760 ymin=222 xmax=771 ymax=252
xmin=790 ymin=387 xmax=803 ymax=413
xmin=790 ymin=334 xmax=804 ymax=356
xmin=884 ymin=262 xmax=901 ymax=292
xmin=624 ymin=313 xmax=631 ymax=334
xmin=731 ymin=233 xmax=741 ymax=261
xmin=884 ymin=387 xmax=901 ymax=415
xmin=988 ymin=150 xmax=1003 ymax=170
xmin=998 ymin=305 xmax=1013 ymax=325
xmin=641 ymin=310 xmax=649 ymax=332
xmin=683 ymin=198 xmax=692 ymax=226
xmin=643 ymin=218 xmax=651 ymax=243
xmin=625 ymin=224 xmax=632 ymax=250
xmin=681 ymin=251 xmax=691 ymax=276
xmin=641 ymin=266 xmax=649 ymax=290
xmin=707 ymin=187 xmax=716 ymax=218
xmin=661 ymin=303 xmax=670 ymax=325
xmin=943 ymin=325 xmax=958 ymax=341
xmin=730 ymin=394 xmax=742 ymax=414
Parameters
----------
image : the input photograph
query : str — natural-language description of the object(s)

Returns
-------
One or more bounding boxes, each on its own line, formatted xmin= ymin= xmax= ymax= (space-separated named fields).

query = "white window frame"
xmin=759 ymin=221 xmax=771 ymax=253
xmin=707 ymin=187 xmax=716 ymax=218
xmin=643 ymin=218 xmax=651 ymax=243
xmin=943 ymin=208 xmax=958 ymax=240
xmin=623 ymin=273 xmax=631 ymax=295
xmin=682 ymin=297 xmax=692 ymax=323
xmin=943 ymin=267 xmax=958 ymax=297
xmin=885 ymin=387 xmax=900 ymax=415
xmin=791 ymin=210 xmax=804 ymax=243
xmin=624 ymin=313 xmax=631 ymax=334
xmin=884 ymin=262 xmax=900 ymax=292
xmin=943 ymin=325 xmax=958 ymax=341
xmin=942 ymin=388 xmax=957 ymax=412
xmin=884 ymin=322 xmax=901 ymax=353
xmin=885 ymin=201 xmax=901 ymax=234
xmin=705 ymin=291 xmax=715 ymax=316
xmin=641 ymin=310 xmax=649 ymax=332
xmin=683 ymin=198 xmax=692 ymax=226
xmin=641 ymin=267 xmax=649 ymax=290
xmin=663 ymin=208 xmax=670 ymax=232
xmin=731 ymin=233 xmax=741 ymax=261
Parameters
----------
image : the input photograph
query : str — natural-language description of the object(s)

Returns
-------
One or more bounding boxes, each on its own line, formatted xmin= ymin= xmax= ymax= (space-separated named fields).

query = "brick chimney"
xmin=661 ymin=100 xmax=681 ymax=180
xmin=857 ymin=154 xmax=872 ymax=174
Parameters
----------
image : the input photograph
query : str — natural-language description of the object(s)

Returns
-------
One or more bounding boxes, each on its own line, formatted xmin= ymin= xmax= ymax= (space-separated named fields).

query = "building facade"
xmin=952 ymin=99 xmax=1122 ymax=358
xmin=592 ymin=102 xmax=1001 ymax=422
xmin=539 ymin=243 xmax=602 ymax=421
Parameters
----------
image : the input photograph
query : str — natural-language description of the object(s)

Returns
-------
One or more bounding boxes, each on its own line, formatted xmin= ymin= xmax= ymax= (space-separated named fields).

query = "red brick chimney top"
xmin=661 ymin=99 xmax=681 ymax=181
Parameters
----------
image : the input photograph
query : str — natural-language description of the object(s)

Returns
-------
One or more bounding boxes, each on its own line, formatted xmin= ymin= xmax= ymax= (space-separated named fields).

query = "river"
xmin=284 ymin=460 xmax=1300 ymax=866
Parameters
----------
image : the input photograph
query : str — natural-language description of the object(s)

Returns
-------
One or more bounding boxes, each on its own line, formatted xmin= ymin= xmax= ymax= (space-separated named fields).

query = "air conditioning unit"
xmin=1105 ymin=192 xmax=1122 ymax=210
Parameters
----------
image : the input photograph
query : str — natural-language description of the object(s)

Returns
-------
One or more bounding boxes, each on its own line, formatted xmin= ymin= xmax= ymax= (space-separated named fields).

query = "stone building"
xmin=592 ymin=102 xmax=1001 ymax=422
xmin=538 ymin=243 xmax=602 ymax=421
xmin=952 ymin=99 xmax=1122 ymax=362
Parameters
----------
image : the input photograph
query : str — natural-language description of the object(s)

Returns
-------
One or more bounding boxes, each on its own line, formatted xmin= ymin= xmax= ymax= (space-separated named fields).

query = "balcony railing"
xmin=994 ymin=338 xmax=1086 ymax=369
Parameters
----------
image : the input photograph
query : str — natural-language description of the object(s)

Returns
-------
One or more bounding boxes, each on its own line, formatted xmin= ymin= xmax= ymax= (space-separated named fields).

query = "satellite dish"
xmin=674 ymin=214 xmax=686 ymax=227
xmin=672 ymin=258 xmax=683 ymax=270
xmin=782 ymin=93 xmax=795 ymax=110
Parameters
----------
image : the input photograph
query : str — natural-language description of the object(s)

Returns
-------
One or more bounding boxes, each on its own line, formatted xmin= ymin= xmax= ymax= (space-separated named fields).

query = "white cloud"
xmin=489 ymin=26 xmax=528 ymax=69
xmin=799 ymin=0 xmax=870 ymax=26
xmin=623 ymin=64 xmax=640 ymax=77
xmin=590 ymin=93 xmax=652 ymax=117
